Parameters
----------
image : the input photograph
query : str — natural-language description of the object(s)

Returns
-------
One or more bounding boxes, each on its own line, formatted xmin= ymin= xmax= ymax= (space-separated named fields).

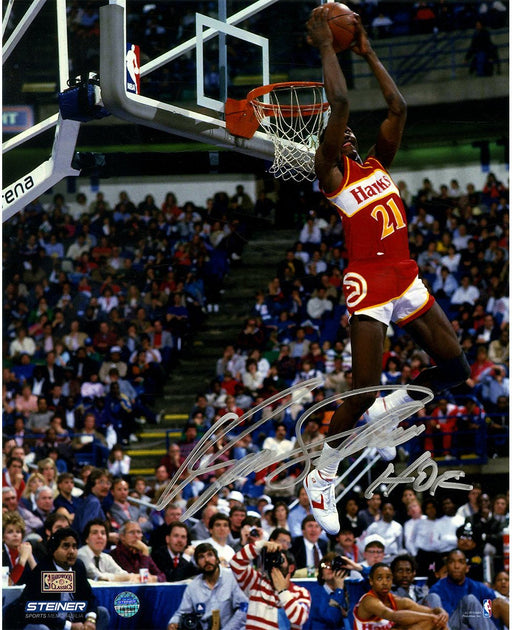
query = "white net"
xmin=250 ymin=83 xmax=329 ymax=182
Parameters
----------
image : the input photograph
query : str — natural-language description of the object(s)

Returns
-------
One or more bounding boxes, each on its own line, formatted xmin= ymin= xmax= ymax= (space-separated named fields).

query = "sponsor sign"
xmin=2 ymin=106 xmax=34 ymax=132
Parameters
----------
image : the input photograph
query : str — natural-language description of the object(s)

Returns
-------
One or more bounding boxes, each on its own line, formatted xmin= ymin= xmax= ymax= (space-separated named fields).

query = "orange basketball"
xmin=325 ymin=2 xmax=356 ymax=53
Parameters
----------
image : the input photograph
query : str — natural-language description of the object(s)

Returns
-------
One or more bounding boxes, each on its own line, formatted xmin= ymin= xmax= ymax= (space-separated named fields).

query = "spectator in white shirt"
xmin=289 ymin=327 xmax=311 ymax=359
xmin=66 ymin=233 xmax=91 ymax=260
xmin=9 ymin=327 xmax=36 ymax=360
xmin=77 ymin=518 xmax=138 ymax=582
xmin=432 ymin=266 xmax=459 ymax=299
xmin=306 ymin=287 xmax=333 ymax=322
xmin=452 ymin=223 xmax=471 ymax=250
xmin=248 ymin=348 xmax=271 ymax=380
xmin=433 ymin=497 xmax=465 ymax=553
xmin=242 ymin=359 xmax=264 ymax=395
xmin=440 ymin=245 xmax=461 ymax=274
xmin=456 ymin=485 xmax=482 ymax=519
xmin=415 ymin=499 xmax=442 ymax=575
xmin=309 ymin=250 xmax=328 ymax=274
xmin=450 ymin=274 xmax=480 ymax=306
xmin=299 ymin=217 xmax=322 ymax=248
xmin=204 ymin=512 xmax=236 ymax=567
xmin=362 ymin=501 xmax=404 ymax=561
xmin=262 ymin=423 xmax=295 ymax=459
xmin=403 ymin=500 xmax=427 ymax=556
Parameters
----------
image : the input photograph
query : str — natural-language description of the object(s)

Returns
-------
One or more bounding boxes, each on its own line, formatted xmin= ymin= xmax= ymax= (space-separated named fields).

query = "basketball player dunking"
xmin=303 ymin=8 xmax=470 ymax=535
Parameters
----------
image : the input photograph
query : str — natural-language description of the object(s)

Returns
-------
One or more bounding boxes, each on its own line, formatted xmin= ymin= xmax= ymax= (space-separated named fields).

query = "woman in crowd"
xmin=2 ymin=511 xmax=37 ymax=584
xmin=19 ymin=471 xmax=45 ymax=512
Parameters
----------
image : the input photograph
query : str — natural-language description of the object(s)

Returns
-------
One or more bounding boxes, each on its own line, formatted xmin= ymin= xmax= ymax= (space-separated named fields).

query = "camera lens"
xmin=331 ymin=555 xmax=347 ymax=572
xmin=263 ymin=549 xmax=284 ymax=573
xmin=249 ymin=528 xmax=258 ymax=537
xmin=180 ymin=613 xmax=200 ymax=630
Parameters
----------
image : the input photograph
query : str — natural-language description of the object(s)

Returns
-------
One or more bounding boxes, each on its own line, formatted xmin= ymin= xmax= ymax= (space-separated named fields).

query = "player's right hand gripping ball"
xmin=324 ymin=3 xmax=356 ymax=52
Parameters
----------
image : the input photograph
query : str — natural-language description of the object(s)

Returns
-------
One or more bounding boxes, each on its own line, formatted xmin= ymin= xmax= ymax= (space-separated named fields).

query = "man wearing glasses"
xmin=73 ymin=469 xmax=113 ymax=539
xmin=337 ymin=534 xmax=386 ymax=581
xmin=111 ymin=520 xmax=166 ymax=582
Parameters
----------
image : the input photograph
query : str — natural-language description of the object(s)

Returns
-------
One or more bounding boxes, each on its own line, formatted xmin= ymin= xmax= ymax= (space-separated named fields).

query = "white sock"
xmin=370 ymin=389 xmax=414 ymax=416
xmin=316 ymin=443 xmax=343 ymax=479
xmin=385 ymin=389 xmax=414 ymax=408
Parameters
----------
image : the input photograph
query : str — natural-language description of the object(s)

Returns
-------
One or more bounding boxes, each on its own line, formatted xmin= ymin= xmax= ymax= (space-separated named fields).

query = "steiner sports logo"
xmin=483 ymin=599 xmax=492 ymax=618
xmin=26 ymin=602 xmax=87 ymax=613
xmin=41 ymin=571 xmax=75 ymax=592
xmin=343 ymin=272 xmax=368 ymax=308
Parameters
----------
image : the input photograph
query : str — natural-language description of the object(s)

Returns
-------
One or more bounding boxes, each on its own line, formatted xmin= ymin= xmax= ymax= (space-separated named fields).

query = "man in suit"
xmin=109 ymin=478 xmax=153 ymax=537
xmin=31 ymin=486 xmax=55 ymax=523
xmin=149 ymin=502 xmax=185 ymax=550
xmin=151 ymin=521 xmax=200 ymax=582
xmin=291 ymin=514 xmax=328 ymax=572
xmin=8 ymin=526 xmax=109 ymax=630
xmin=41 ymin=351 xmax=65 ymax=396
xmin=77 ymin=518 xmax=138 ymax=582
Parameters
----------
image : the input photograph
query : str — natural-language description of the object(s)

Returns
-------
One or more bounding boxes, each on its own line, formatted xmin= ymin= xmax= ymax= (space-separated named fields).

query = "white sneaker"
xmin=364 ymin=397 xmax=397 ymax=462
xmin=303 ymin=469 xmax=340 ymax=535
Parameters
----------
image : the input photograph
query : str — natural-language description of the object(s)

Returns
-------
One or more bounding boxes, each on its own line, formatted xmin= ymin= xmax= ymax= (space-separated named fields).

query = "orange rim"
xmin=247 ymin=82 xmax=329 ymax=118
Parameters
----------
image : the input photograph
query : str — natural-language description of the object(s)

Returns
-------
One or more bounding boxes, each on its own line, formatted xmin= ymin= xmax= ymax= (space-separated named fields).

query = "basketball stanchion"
xmin=336 ymin=449 xmax=381 ymax=502
xmin=226 ymin=82 xmax=329 ymax=182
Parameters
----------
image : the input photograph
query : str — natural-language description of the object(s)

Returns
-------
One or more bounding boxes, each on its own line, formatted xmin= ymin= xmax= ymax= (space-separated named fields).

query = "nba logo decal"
xmin=483 ymin=599 xmax=492 ymax=618
xmin=125 ymin=43 xmax=140 ymax=94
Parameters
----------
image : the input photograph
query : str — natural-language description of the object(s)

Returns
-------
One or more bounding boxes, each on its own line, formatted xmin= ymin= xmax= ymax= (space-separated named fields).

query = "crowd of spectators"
xmin=61 ymin=1 xmax=508 ymax=101
xmin=3 ymin=183 xmax=255 ymax=475
xmin=3 ymin=467 xmax=509 ymax=628
xmin=181 ymin=171 xmax=509 ymax=471
xmin=2 ymin=4 xmax=510 ymax=629
xmin=2 ymin=169 xmax=508 ymax=479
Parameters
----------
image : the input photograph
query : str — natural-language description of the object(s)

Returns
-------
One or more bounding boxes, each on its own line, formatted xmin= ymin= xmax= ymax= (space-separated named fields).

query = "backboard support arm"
xmin=99 ymin=3 xmax=276 ymax=162
xmin=2 ymin=0 xmax=81 ymax=222
xmin=2 ymin=116 xmax=81 ymax=222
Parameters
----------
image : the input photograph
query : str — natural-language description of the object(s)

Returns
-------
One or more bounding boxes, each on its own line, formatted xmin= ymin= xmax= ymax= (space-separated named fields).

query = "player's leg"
xmin=404 ymin=302 xmax=470 ymax=394
xmin=364 ymin=295 xmax=469 ymax=461
xmin=327 ymin=314 xmax=388 ymax=444
xmin=304 ymin=315 xmax=386 ymax=534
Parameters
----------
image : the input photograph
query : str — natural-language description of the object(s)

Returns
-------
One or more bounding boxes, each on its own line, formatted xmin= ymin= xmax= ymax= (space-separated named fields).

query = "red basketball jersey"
xmin=323 ymin=155 xmax=419 ymax=312
xmin=353 ymin=590 xmax=397 ymax=630
xmin=324 ymin=155 xmax=410 ymax=263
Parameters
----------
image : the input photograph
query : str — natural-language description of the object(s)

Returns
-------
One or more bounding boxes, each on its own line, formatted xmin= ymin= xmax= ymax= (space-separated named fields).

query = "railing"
xmin=351 ymin=28 xmax=509 ymax=86
xmin=20 ymin=431 xmax=100 ymax=467
xmin=165 ymin=413 xmax=508 ymax=471
xmin=404 ymin=412 xmax=508 ymax=466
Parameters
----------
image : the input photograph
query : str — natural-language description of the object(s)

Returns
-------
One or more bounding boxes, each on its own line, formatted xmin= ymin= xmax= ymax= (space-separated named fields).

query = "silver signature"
xmin=154 ymin=379 xmax=472 ymax=519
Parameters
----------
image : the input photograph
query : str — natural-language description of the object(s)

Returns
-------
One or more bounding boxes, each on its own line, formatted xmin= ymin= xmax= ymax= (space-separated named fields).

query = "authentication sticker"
xmin=114 ymin=591 xmax=140 ymax=618
xmin=41 ymin=572 xmax=75 ymax=592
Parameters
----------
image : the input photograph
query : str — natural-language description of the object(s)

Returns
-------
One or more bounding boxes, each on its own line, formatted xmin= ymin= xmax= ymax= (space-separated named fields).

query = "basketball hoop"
xmin=225 ymin=82 xmax=329 ymax=182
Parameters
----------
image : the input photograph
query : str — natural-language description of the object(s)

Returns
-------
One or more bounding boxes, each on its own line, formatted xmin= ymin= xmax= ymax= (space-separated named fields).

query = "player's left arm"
xmin=396 ymin=596 xmax=449 ymax=627
xmin=307 ymin=7 xmax=350 ymax=191
xmin=351 ymin=15 xmax=406 ymax=168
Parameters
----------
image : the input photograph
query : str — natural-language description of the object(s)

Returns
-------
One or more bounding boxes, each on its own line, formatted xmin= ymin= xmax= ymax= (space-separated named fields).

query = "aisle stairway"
xmin=127 ymin=227 xmax=298 ymax=475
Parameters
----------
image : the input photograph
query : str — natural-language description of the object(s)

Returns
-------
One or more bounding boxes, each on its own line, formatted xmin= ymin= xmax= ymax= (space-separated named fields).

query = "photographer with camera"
xmin=230 ymin=530 xmax=311 ymax=630
xmin=232 ymin=516 xmax=265 ymax=553
xmin=303 ymin=552 xmax=350 ymax=630
xmin=167 ymin=542 xmax=248 ymax=630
